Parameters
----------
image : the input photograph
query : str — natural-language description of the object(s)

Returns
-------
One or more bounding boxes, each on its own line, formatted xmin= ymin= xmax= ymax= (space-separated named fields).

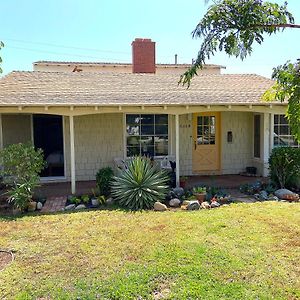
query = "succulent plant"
xmin=111 ymin=156 xmax=169 ymax=210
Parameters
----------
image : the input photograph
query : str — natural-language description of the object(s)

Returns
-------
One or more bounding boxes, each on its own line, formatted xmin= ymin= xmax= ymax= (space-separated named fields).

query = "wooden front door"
xmin=192 ymin=112 xmax=221 ymax=172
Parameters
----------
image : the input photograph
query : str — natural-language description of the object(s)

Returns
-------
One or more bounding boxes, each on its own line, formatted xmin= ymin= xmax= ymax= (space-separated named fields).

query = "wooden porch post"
xmin=175 ymin=114 xmax=180 ymax=187
xmin=69 ymin=115 xmax=76 ymax=194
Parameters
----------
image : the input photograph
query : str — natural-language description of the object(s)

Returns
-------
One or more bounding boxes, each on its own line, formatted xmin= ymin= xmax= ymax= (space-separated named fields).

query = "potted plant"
xmin=180 ymin=176 xmax=188 ymax=189
xmin=192 ymin=186 xmax=207 ymax=203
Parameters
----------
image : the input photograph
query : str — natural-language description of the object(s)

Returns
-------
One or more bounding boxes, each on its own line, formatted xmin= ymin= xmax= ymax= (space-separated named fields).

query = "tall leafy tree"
xmin=180 ymin=0 xmax=300 ymax=141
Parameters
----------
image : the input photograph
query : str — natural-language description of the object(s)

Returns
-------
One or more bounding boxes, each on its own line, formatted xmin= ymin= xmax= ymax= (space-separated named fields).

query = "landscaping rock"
xmin=187 ymin=201 xmax=200 ymax=211
xmin=211 ymin=201 xmax=220 ymax=208
xmin=172 ymin=187 xmax=184 ymax=198
xmin=65 ymin=204 xmax=76 ymax=211
xmin=254 ymin=194 xmax=260 ymax=200
xmin=106 ymin=198 xmax=115 ymax=206
xmin=36 ymin=202 xmax=43 ymax=210
xmin=27 ymin=201 xmax=37 ymax=212
xmin=268 ymin=195 xmax=279 ymax=201
xmin=75 ymin=204 xmax=86 ymax=210
xmin=259 ymin=190 xmax=268 ymax=201
xmin=91 ymin=198 xmax=100 ymax=207
xmin=182 ymin=200 xmax=191 ymax=206
xmin=275 ymin=189 xmax=299 ymax=201
xmin=154 ymin=202 xmax=168 ymax=211
xmin=169 ymin=198 xmax=181 ymax=207
xmin=201 ymin=201 xmax=211 ymax=209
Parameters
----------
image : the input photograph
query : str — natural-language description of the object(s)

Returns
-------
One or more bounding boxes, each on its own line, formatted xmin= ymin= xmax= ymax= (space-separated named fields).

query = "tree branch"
xmin=250 ymin=23 xmax=300 ymax=29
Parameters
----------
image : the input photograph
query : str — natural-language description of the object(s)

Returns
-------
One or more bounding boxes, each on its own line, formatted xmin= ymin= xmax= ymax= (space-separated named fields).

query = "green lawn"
xmin=0 ymin=202 xmax=299 ymax=300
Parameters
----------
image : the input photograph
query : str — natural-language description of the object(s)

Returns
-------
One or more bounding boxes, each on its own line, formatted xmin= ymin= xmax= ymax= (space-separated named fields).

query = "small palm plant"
xmin=111 ymin=156 xmax=170 ymax=210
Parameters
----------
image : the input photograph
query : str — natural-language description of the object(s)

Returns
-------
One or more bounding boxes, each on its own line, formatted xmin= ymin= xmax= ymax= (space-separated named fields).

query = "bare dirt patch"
xmin=0 ymin=250 xmax=13 ymax=271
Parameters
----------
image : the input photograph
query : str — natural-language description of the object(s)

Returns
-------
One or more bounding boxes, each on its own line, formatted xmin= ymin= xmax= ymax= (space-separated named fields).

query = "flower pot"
xmin=194 ymin=193 xmax=206 ymax=203
xmin=27 ymin=201 xmax=37 ymax=212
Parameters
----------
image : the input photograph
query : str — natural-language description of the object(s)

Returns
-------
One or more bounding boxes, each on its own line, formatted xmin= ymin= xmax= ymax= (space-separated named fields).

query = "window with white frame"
xmin=274 ymin=114 xmax=299 ymax=147
xmin=126 ymin=114 xmax=168 ymax=157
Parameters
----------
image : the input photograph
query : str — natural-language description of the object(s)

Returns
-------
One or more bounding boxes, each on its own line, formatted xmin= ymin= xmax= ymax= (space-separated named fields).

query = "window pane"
xmin=197 ymin=116 xmax=203 ymax=126
xmin=140 ymin=136 xmax=154 ymax=146
xmin=127 ymin=146 xmax=140 ymax=156
xmin=127 ymin=136 xmax=140 ymax=146
xmin=155 ymin=114 xmax=168 ymax=124
xmin=141 ymin=124 xmax=154 ymax=135
xmin=155 ymin=136 xmax=168 ymax=156
xmin=203 ymin=116 xmax=209 ymax=125
xmin=280 ymin=115 xmax=286 ymax=124
xmin=126 ymin=114 xmax=168 ymax=157
xmin=274 ymin=114 xmax=299 ymax=148
xmin=279 ymin=125 xmax=289 ymax=135
xmin=155 ymin=124 xmax=168 ymax=135
xmin=126 ymin=114 xmax=140 ymax=124
xmin=141 ymin=114 xmax=154 ymax=125
xmin=127 ymin=125 xmax=139 ymax=136
xmin=141 ymin=146 xmax=154 ymax=157
xmin=197 ymin=126 xmax=203 ymax=136
xmin=210 ymin=134 xmax=215 ymax=145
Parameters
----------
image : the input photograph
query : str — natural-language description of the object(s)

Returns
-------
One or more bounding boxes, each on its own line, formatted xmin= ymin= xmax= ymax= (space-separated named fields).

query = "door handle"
xmin=194 ymin=141 xmax=197 ymax=150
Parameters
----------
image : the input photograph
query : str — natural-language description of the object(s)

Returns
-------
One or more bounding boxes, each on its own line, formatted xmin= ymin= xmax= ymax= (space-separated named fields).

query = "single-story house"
xmin=0 ymin=38 xmax=296 ymax=193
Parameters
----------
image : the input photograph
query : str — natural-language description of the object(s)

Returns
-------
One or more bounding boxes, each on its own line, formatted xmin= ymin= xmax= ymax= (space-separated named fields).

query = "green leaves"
xmin=179 ymin=0 xmax=295 ymax=86
xmin=111 ymin=156 xmax=169 ymax=210
xmin=0 ymin=142 xmax=46 ymax=210
xmin=263 ymin=60 xmax=300 ymax=142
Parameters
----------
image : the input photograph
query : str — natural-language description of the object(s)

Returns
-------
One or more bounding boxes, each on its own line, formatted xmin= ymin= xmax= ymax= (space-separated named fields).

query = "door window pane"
xmin=197 ymin=115 xmax=216 ymax=145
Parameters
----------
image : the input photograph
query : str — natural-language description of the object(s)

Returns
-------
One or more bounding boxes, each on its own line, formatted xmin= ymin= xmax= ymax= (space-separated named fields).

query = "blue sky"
xmin=1 ymin=0 xmax=299 ymax=77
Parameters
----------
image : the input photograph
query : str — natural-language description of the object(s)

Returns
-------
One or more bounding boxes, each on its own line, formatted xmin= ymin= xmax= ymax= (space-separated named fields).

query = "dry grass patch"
xmin=0 ymin=202 xmax=299 ymax=299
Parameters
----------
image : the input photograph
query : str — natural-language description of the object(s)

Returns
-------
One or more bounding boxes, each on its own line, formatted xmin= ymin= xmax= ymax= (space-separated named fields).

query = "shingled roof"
xmin=0 ymin=71 xmax=277 ymax=106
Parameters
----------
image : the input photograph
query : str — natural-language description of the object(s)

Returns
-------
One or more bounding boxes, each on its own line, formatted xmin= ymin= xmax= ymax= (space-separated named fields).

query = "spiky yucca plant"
xmin=111 ymin=156 xmax=169 ymax=210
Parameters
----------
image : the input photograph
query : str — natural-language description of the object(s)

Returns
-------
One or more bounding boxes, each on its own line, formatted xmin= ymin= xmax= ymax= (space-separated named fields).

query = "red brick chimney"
xmin=132 ymin=38 xmax=156 ymax=73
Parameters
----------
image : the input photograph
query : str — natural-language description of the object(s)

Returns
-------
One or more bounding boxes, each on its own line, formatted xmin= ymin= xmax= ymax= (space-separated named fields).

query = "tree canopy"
xmin=180 ymin=0 xmax=300 ymax=141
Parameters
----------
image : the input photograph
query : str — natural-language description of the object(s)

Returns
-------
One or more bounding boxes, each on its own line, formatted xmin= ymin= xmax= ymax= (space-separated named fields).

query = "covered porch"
xmin=36 ymin=174 xmax=268 ymax=198
xmin=0 ymin=104 xmax=287 ymax=195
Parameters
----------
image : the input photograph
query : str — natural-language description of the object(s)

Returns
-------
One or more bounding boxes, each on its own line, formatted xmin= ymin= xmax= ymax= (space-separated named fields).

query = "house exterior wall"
xmin=64 ymin=114 xmax=124 ymax=181
xmin=1 ymin=114 xmax=32 ymax=147
xmin=177 ymin=112 xmax=254 ymax=176
xmin=0 ymin=111 xmax=270 ymax=182
xmin=221 ymin=112 xmax=253 ymax=174
xmin=33 ymin=63 xmax=222 ymax=75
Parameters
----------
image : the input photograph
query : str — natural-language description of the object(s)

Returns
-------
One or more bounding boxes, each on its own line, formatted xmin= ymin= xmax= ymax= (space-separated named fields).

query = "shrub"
xmin=96 ymin=167 xmax=114 ymax=197
xmin=7 ymin=180 xmax=36 ymax=210
xmin=111 ymin=156 xmax=169 ymax=210
xmin=0 ymin=143 xmax=45 ymax=210
xmin=269 ymin=147 xmax=300 ymax=188
xmin=81 ymin=194 xmax=90 ymax=204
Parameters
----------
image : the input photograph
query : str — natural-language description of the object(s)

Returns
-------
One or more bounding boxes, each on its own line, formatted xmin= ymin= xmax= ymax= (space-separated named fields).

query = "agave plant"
xmin=111 ymin=156 xmax=170 ymax=210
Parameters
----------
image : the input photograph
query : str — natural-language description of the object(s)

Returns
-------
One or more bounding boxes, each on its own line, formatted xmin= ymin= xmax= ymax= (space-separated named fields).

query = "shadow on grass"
xmin=0 ymin=203 xmax=156 ymax=221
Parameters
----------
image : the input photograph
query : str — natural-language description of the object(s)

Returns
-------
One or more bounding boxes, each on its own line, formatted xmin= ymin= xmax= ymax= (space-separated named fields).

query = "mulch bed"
xmin=0 ymin=250 xmax=14 ymax=271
